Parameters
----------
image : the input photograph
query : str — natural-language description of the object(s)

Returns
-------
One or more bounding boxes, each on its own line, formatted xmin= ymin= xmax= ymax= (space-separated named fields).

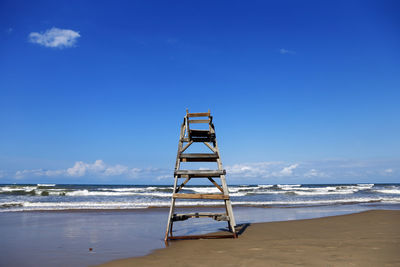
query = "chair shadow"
xmin=218 ymin=223 xmax=251 ymax=236
xmin=165 ymin=223 xmax=251 ymax=246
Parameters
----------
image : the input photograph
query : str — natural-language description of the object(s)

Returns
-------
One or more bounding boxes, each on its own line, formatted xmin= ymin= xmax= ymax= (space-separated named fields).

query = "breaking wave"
xmin=1 ymin=183 xmax=399 ymax=212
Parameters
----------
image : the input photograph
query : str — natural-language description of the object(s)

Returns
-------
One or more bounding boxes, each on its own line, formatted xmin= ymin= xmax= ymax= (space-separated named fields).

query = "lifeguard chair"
xmin=165 ymin=110 xmax=237 ymax=241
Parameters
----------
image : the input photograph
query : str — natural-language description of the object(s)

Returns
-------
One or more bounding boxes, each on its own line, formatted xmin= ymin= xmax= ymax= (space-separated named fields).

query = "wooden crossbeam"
xmin=188 ymin=119 xmax=210 ymax=123
xmin=167 ymin=233 xmax=236 ymax=240
xmin=180 ymin=153 xmax=218 ymax=162
xmin=186 ymin=112 xmax=210 ymax=118
xmin=173 ymin=193 xmax=229 ymax=200
xmin=180 ymin=141 xmax=193 ymax=153
xmin=203 ymin=142 xmax=217 ymax=153
xmin=174 ymin=170 xmax=226 ymax=177
xmin=175 ymin=177 xmax=190 ymax=193
xmin=208 ymin=177 xmax=224 ymax=193
xmin=172 ymin=213 xmax=229 ymax=221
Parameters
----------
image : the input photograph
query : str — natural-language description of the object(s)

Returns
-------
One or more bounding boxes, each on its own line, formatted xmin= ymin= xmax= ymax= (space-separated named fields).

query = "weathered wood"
xmin=175 ymin=177 xmax=190 ymax=193
xmin=208 ymin=177 xmax=224 ymax=192
xmin=188 ymin=119 xmax=210 ymax=124
xmin=173 ymin=193 xmax=229 ymax=200
xmin=189 ymin=129 xmax=212 ymax=137
xmin=180 ymin=141 xmax=193 ymax=153
xmin=174 ymin=169 xmax=226 ymax=177
xmin=182 ymin=137 xmax=215 ymax=143
xmin=165 ymin=110 xmax=237 ymax=242
xmin=172 ymin=212 xmax=229 ymax=221
xmin=180 ymin=153 xmax=218 ymax=162
xmin=187 ymin=112 xmax=210 ymax=118
xmin=203 ymin=141 xmax=217 ymax=153
xmin=168 ymin=233 xmax=236 ymax=240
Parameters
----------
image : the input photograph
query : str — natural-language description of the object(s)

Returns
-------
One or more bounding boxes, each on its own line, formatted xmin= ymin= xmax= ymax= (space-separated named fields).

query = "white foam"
xmin=2 ymin=196 xmax=400 ymax=212
xmin=98 ymin=188 xmax=147 ymax=192
xmin=0 ymin=186 xmax=37 ymax=192
xmin=277 ymin=184 xmax=301 ymax=189
xmin=65 ymin=190 xmax=171 ymax=197
xmin=37 ymin=184 xmax=56 ymax=187
xmin=232 ymin=197 xmax=400 ymax=206
xmin=257 ymin=185 xmax=274 ymax=188
xmin=229 ymin=186 xmax=258 ymax=192
xmin=98 ymin=186 xmax=172 ymax=192
xmin=357 ymin=183 xmax=374 ymax=189
xmin=373 ymin=189 xmax=400 ymax=194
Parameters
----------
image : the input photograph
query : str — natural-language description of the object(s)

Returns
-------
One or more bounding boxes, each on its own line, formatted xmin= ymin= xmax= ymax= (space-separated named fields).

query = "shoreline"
xmin=1 ymin=206 xmax=399 ymax=266
xmin=97 ymin=210 xmax=400 ymax=267
xmin=2 ymin=201 xmax=400 ymax=213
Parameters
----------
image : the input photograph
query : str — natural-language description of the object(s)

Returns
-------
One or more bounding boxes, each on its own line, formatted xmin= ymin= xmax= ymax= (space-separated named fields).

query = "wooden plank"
xmin=187 ymin=112 xmax=210 ymax=118
xmin=180 ymin=159 xmax=217 ymax=163
xmin=174 ymin=170 xmax=226 ymax=177
xmin=180 ymin=153 xmax=218 ymax=158
xmin=189 ymin=130 xmax=212 ymax=138
xmin=172 ymin=213 xmax=229 ymax=221
xmin=175 ymin=177 xmax=190 ymax=193
xmin=173 ymin=193 xmax=229 ymax=200
xmin=180 ymin=141 xmax=193 ymax=153
xmin=188 ymin=119 xmax=210 ymax=124
xmin=208 ymin=177 xmax=224 ymax=192
xmin=167 ymin=234 xmax=236 ymax=240
xmin=203 ymin=141 xmax=217 ymax=153
xmin=180 ymin=153 xmax=218 ymax=162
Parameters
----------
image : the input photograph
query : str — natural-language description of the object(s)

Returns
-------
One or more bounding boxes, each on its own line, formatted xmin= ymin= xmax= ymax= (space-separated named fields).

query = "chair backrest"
xmin=185 ymin=109 xmax=213 ymax=138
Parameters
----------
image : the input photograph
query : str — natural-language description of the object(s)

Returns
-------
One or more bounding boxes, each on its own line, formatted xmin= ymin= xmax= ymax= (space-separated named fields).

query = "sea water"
xmin=1 ymin=183 xmax=400 ymax=212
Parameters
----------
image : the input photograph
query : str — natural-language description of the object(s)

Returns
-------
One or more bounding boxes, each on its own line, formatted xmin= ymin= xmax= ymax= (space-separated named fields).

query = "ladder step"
xmin=180 ymin=153 xmax=219 ymax=162
xmin=172 ymin=213 xmax=229 ymax=221
xmin=182 ymin=137 xmax=215 ymax=143
xmin=187 ymin=112 xmax=210 ymax=118
xmin=188 ymin=130 xmax=216 ymax=142
xmin=189 ymin=129 xmax=212 ymax=137
xmin=173 ymin=193 xmax=229 ymax=200
xmin=188 ymin=119 xmax=211 ymax=124
xmin=174 ymin=170 xmax=226 ymax=177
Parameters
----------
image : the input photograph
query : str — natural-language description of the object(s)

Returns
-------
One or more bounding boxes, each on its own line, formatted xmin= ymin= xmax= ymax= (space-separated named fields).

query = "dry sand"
xmin=97 ymin=210 xmax=400 ymax=267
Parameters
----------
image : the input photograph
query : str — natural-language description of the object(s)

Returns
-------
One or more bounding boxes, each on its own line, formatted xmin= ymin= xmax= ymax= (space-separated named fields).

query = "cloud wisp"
xmin=279 ymin=48 xmax=295 ymax=54
xmin=28 ymin=27 xmax=80 ymax=48
xmin=15 ymin=160 xmax=143 ymax=179
xmin=7 ymin=158 xmax=399 ymax=183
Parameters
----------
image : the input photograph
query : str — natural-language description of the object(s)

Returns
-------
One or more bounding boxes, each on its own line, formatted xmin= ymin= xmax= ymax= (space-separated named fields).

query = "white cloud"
xmin=66 ymin=160 xmax=133 ymax=177
xmin=15 ymin=169 xmax=47 ymax=179
xmin=278 ymin=164 xmax=299 ymax=176
xmin=67 ymin=161 xmax=89 ymax=177
xmin=279 ymin=48 xmax=295 ymax=54
xmin=156 ymin=174 xmax=171 ymax=180
xmin=226 ymin=162 xmax=283 ymax=178
xmin=15 ymin=160 xmax=143 ymax=179
xmin=28 ymin=27 xmax=80 ymax=48
xmin=105 ymin=164 xmax=129 ymax=176
xmin=226 ymin=162 xmax=302 ymax=178
xmin=9 ymin=159 xmax=400 ymax=183
xmin=384 ymin=168 xmax=393 ymax=174
xmin=304 ymin=168 xmax=328 ymax=178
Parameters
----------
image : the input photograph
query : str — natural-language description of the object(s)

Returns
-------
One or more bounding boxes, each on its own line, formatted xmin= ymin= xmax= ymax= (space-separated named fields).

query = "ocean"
xmin=1 ymin=183 xmax=400 ymax=212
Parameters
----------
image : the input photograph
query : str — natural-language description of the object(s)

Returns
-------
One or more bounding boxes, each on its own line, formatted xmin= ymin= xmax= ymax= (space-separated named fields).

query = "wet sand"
xmin=98 ymin=210 xmax=400 ymax=267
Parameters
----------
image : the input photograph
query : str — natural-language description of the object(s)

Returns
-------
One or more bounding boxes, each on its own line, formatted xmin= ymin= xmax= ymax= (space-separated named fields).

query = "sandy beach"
xmin=98 ymin=210 xmax=400 ymax=267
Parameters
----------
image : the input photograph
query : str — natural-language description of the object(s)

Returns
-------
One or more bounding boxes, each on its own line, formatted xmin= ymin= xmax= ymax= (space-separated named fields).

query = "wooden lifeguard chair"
xmin=165 ymin=110 xmax=237 ymax=241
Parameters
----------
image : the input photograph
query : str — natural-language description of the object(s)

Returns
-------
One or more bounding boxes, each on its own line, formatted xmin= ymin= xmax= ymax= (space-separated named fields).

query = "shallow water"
xmin=1 ymin=204 xmax=399 ymax=267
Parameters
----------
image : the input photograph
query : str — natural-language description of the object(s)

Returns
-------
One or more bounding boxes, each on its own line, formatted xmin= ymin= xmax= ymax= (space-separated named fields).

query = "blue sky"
xmin=0 ymin=0 xmax=399 ymax=184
